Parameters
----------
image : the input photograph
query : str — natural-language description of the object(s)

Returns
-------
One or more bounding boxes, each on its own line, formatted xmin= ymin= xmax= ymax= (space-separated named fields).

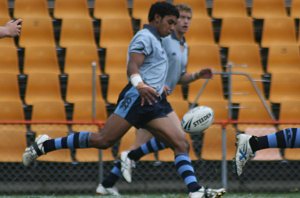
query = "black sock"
xmin=102 ymin=161 xmax=121 ymax=188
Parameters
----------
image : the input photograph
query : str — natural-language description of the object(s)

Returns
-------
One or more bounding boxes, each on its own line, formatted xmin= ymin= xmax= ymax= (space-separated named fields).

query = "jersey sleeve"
xmin=128 ymin=33 xmax=153 ymax=56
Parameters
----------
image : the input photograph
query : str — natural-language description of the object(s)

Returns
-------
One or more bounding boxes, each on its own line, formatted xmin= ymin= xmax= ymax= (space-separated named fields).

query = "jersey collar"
xmin=143 ymin=24 xmax=162 ymax=41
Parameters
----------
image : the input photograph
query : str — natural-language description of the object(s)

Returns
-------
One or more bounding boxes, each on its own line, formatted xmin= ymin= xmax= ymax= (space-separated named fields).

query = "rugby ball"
xmin=181 ymin=106 xmax=214 ymax=134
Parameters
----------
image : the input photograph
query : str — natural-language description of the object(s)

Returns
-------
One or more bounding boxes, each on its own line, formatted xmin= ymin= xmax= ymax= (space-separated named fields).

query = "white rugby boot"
xmin=189 ymin=187 xmax=226 ymax=198
xmin=95 ymin=183 xmax=120 ymax=196
xmin=22 ymin=134 xmax=50 ymax=166
xmin=234 ymin=133 xmax=255 ymax=176
xmin=120 ymin=150 xmax=135 ymax=183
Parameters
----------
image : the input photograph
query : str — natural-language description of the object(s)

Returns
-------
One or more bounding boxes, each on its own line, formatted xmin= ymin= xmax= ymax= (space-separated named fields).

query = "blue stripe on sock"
xmin=175 ymin=153 xmax=190 ymax=165
xmin=79 ymin=132 xmax=90 ymax=148
xmin=283 ymin=128 xmax=293 ymax=148
xmin=111 ymin=166 xmax=121 ymax=177
xmin=294 ymin=128 xmax=300 ymax=148
xmin=184 ymin=175 xmax=197 ymax=185
xmin=67 ymin=133 xmax=74 ymax=150
xmin=141 ymin=144 xmax=149 ymax=154
xmin=178 ymin=164 xmax=194 ymax=175
xmin=267 ymin=133 xmax=277 ymax=148
xmin=150 ymin=138 xmax=158 ymax=152
xmin=54 ymin=138 xmax=62 ymax=149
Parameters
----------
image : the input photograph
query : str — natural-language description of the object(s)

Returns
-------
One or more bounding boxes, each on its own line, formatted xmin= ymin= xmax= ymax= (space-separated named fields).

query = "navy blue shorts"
xmin=114 ymin=83 xmax=173 ymax=129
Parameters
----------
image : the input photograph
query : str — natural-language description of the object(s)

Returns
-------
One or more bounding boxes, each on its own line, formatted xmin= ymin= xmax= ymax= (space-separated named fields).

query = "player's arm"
xmin=0 ymin=19 xmax=22 ymax=38
xmin=178 ymin=68 xmax=213 ymax=85
xmin=127 ymin=53 xmax=159 ymax=106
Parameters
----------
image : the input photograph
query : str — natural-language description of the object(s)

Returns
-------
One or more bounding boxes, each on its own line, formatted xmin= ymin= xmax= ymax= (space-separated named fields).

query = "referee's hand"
xmin=136 ymin=83 xmax=159 ymax=106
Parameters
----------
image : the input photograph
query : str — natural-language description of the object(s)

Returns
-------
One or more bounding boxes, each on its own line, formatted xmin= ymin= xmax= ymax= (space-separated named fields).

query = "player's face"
xmin=176 ymin=11 xmax=192 ymax=34
xmin=156 ymin=15 xmax=177 ymax=37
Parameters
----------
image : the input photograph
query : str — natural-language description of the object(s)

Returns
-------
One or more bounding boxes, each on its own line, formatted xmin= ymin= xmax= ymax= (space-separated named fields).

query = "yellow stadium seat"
xmin=219 ymin=17 xmax=256 ymax=47
xmin=14 ymin=0 xmax=50 ymax=19
xmin=269 ymin=73 xmax=300 ymax=102
xmin=64 ymin=45 xmax=101 ymax=74
xmin=186 ymin=44 xmax=222 ymax=73
xmin=60 ymin=18 xmax=96 ymax=47
xmin=0 ymin=73 xmax=21 ymax=102
xmin=19 ymin=18 xmax=56 ymax=47
xmin=23 ymin=46 xmax=60 ymax=74
xmin=266 ymin=45 xmax=300 ymax=74
xmin=185 ymin=18 xmax=215 ymax=46
xmin=100 ymin=18 xmax=133 ymax=48
xmin=104 ymin=46 xmax=127 ymax=74
xmin=54 ymin=0 xmax=90 ymax=19
xmin=66 ymin=73 xmax=104 ymax=103
xmin=251 ymin=0 xmax=287 ymax=19
xmin=0 ymin=46 xmax=19 ymax=74
xmin=25 ymin=73 xmax=62 ymax=104
xmin=261 ymin=18 xmax=297 ymax=47
xmin=202 ymin=125 xmax=236 ymax=160
xmin=212 ymin=0 xmax=248 ymax=18
xmin=94 ymin=0 xmax=130 ymax=19
xmin=227 ymin=44 xmax=264 ymax=75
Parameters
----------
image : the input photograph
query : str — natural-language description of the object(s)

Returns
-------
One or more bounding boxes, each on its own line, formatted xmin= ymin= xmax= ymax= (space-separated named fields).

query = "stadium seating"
xmin=59 ymin=18 xmax=96 ymax=48
xmin=23 ymin=46 xmax=60 ymax=74
xmin=132 ymin=0 xmax=157 ymax=20
xmin=19 ymin=18 xmax=56 ymax=47
xmin=54 ymin=0 xmax=91 ymax=19
xmin=219 ymin=17 xmax=256 ymax=47
xmin=185 ymin=17 xmax=215 ymax=45
xmin=227 ymin=44 xmax=264 ymax=75
xmin=196 ymin=100 xmax=229 ymax=121
xmin=94 ymin=0 xmax=130 ymax=19
xmin=237 ymin=100 xmax=276 ymax=131
xmin=186 ymin=44 xmax=223 ymax=73
xmin=30 ymin=100 xmax=71 ymax=162
xmin=0 ymin=46 xmax=19 ymax=74
xmin=266 ymin=45 xmax=300 ymax=74
xmin=261 ymin=17 xmax=297 ymax=47
xmin=251 ymin=0 xmax=287 ymax=19
xmin=0 ymin=125 xmax=27 ymax=162
xmin=230 ymin=74 xmax=265 ymax=102
xmin=64 ymin=45 xmax=101 ymax=74
xmin=0 ymin=0 xmax=10 ymax=19
xmin=104 ymin=46 xmax=127 ymax=74
xmin=66 ymin=73 xmax=104 ymax=103
xmin=0 ymin=73 xmax=21 ymax=102
xmin=14 ymin=0 xmax=50 ymax=19
xmin=201 ymin=125 xmax=236 ymax=160
xmin=269 ymin=73 xmax=300 ymax=103
xmin=187 ymin=75 xmax=225 ymax=102
xmin=106 ymin=72 xmax=128 ymax=104
xmin=212 ymin=0 xmax=248 ymax=18
xmin=25 ymin=73 xmax=62 ymax=104
xmin=291 ymin=0 xmax=300 ymax=18
xmin=99 ymin=18 xmax=133 ymax=48
xmin=173 ymin=0 xmax=209 ymax=18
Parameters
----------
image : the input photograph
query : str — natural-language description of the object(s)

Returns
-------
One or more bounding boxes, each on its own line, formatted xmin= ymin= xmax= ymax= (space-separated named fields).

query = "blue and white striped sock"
xmin=43 ymin=132 xmax=91 ymax=153
xmin=128 ymin=137 xmax=166 ymax=161
xmin=175 ymin=153 xmax=201 ymax=193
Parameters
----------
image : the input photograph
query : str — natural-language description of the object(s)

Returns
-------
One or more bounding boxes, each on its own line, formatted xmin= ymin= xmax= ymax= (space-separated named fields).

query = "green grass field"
xmin=2 ymin=193 xmax=300 ymax=198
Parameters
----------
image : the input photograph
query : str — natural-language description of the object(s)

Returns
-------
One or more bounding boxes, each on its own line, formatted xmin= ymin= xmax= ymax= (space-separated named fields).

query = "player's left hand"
xmin=197 ymin=68 xmax=213 ymax=79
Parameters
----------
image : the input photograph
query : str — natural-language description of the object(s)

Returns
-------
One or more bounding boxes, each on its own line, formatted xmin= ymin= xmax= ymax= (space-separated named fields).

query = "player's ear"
xmin=154 ymin=14 xmax=162 ymax=24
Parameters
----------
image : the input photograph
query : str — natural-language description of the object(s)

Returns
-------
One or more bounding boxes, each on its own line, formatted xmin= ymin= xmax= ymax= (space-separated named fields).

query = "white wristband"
xmin=130 ymin=74 xmax=143 ymax=87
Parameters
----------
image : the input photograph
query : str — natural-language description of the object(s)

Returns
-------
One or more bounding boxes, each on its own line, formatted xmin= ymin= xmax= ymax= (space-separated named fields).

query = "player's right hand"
xmin=136 ymin=83 xmax=159 ymax=106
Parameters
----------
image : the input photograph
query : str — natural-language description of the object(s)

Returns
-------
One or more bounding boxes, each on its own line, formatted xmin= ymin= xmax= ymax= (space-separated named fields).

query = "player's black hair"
xmin=148 ymin=1 xmax=179 ymax=22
